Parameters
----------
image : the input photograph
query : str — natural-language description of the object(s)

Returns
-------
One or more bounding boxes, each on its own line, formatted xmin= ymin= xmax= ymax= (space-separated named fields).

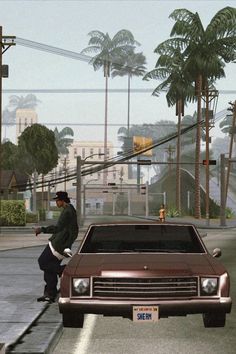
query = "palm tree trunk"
xmin=127 ymin=74 xmax=131 ymax=136
xmin=176 ymin=99 xmax=182 ymax=214
xmin=205 ymin=84 xmax=210 ymax=225
xmin=127 ymin=74 xmax=132 ymax=179
xmin=103 ymin=66 xmax=109 ymax=185
xmin=194 ymin=74 xmax=202 ymax=219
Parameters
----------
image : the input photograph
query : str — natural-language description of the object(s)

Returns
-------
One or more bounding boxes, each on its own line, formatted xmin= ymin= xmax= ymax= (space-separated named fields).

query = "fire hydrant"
xmin=159 ymin=204 xmax=166 ymax=222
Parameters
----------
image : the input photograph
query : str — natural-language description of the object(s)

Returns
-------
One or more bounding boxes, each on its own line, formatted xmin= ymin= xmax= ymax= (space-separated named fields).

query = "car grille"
xmin=92 ymin=277 xmax=198 ymax=298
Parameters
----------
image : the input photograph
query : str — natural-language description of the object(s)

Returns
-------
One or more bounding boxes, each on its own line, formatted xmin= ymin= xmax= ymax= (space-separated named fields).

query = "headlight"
xmin=201 ymin=277 xmax=218 ymax=295
xmin=72 ymin=278 xmax=90 ymax=296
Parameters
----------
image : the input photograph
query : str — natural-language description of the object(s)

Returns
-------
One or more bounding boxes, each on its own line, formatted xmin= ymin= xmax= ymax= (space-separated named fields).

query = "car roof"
xmin=87 ymin=221 xmax=197 ymax=227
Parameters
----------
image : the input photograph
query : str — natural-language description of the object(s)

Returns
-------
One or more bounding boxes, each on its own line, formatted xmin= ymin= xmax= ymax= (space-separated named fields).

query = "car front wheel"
xmin=62 ymin=312 xmax=84 ymax=328
xmin=202 ymin=313 xmax=226 ymax=328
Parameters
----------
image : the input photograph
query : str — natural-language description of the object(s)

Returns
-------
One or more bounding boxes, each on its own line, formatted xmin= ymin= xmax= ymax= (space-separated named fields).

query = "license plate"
xmin=133 ymin=306 xmax=159 ymax=322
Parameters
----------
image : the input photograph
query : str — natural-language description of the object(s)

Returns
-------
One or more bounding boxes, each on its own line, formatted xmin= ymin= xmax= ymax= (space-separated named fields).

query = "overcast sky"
xmin=1 ymin=0 xmax=236 ymax=146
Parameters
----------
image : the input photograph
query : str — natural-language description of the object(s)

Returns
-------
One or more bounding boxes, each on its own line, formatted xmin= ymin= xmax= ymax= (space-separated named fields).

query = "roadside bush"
xmin=166 ymin=206 xmax=180 ymax=218
xmin=226 ymin=207 xmax=235 ymax=219
xmin=26 ymin=212 xmax=38 ymax=223
xmin=39 ymin=208 xmax=46 ymax=221
xmin=0 ymin=200 xmax=26 ymax=226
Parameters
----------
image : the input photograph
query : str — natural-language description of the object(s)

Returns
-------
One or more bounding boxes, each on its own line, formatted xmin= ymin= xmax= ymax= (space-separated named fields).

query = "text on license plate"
xmin=133 ymin=306 xmax=159 ymax=322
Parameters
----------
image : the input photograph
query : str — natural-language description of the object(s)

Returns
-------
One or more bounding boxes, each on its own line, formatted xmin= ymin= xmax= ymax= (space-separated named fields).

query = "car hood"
xmin=69 ymin=253 xmax=222 ymax=277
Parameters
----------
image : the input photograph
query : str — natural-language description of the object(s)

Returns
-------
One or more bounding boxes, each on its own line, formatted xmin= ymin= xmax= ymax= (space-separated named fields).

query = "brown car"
xmin=59 ymin=222 xmax=232 ymax=328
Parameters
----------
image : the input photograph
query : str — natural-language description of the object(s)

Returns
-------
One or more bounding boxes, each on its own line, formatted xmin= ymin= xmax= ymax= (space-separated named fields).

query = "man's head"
xmin=53 ymin=191 xmax=70 ymax=207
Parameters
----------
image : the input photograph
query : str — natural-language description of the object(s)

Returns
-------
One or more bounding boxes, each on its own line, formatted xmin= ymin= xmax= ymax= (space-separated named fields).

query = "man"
xmin=35 ymin=191 xmax=78 ymax=303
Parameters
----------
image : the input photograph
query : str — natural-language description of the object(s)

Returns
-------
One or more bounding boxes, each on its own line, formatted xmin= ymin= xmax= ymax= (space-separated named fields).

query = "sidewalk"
xmin=0 ymin=224 xmax=89 ymax=352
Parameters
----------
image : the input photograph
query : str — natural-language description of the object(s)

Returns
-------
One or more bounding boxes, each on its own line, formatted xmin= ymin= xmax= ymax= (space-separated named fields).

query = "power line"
xmin=3 ymin=88 xmax=236 ymax=94
xmin=15 ymin=37 xmax=91 ymax=63
xmin=13 ymin=38 xmax=236 ymax=94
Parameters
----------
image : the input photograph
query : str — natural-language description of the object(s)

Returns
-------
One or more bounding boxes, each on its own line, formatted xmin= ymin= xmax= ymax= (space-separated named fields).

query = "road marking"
xmin=73 ymin=314 xmax=97 ymax=354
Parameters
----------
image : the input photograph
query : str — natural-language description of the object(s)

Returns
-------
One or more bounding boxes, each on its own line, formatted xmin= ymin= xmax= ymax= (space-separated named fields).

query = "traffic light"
xmin=140 ymin=185 xmax=146 ymax=195
xmin=202 ymin=160 xmax=217 ymax=166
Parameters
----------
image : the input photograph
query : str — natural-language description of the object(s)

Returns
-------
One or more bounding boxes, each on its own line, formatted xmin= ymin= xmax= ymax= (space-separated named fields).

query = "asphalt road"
xmin=52 ymin=228 xmax=236 ymax=354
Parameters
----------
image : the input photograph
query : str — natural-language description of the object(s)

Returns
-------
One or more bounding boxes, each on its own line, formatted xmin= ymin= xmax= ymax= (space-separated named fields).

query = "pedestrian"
xmin=34 ymin=191 xmax=78 ymax=303
xmin=159 ymin=204 xmax=166 ymax=222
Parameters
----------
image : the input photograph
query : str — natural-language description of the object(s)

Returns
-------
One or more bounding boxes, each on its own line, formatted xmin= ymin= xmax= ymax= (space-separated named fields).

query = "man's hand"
xmin=34 ymin=227 xmax=42 ymax=236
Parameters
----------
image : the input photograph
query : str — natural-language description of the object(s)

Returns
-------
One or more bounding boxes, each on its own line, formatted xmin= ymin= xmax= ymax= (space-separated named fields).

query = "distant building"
xmin=16 ymin=109 xmax=38 ymax=141
xmin=0 ymin=170 xmax=29 ymax=200
xmin=56 ymin=140 xmax=136 ymax=187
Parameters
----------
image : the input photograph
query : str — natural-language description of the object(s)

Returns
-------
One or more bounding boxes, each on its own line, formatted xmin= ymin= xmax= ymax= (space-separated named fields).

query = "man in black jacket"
xmin=35 ymin=191 xmax=78 ymax=303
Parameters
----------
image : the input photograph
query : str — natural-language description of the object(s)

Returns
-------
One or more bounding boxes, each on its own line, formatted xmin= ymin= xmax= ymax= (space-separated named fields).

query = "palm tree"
xmin=144 ymin=47 xmax=195 ymax=214
xmin=53 ymin=127 xmax=74 ymax=155
xmin=112 ymin=49 xmax=147 ymax=136
xmin=159 ymin=6 xmax=236 ymax=218
xmin=81 ymin=30 xmax=138 ymax=183
xmin=3 ymin=94 xmax=40 ymax=139
xmin=8 ymin=94 xmax=40 ymax=111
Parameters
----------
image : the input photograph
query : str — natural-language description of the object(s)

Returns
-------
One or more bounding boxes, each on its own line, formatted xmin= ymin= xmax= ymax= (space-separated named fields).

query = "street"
xmin=52 ymin=228 xmax=236 ymax=354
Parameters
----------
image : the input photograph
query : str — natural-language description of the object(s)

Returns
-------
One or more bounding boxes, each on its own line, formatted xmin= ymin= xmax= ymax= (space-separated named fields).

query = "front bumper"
xmin=59 ymin=297 xmax=232 ymax=317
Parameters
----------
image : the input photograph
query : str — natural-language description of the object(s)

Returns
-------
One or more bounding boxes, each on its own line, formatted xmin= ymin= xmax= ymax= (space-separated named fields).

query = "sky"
xmin=1 ymin=0 xmax=236 ymax=149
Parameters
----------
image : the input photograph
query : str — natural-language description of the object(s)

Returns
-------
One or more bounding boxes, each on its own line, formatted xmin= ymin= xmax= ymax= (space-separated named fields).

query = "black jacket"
xmin=41 ymin=204 xmax=78 ymax=255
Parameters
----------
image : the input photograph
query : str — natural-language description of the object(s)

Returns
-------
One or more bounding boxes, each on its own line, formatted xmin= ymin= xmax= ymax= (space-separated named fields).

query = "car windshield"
xmin=80 ymin=224 xmax=205 ymax=254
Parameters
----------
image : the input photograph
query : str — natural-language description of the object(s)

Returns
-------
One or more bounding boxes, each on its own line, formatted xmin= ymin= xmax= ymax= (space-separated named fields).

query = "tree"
xmin=144 ymin=47 xmax=195 ymax=213
xmin=1 ymin=141 xmax=18 ymax=170
xmin=82 ymin=30 xmax=138 ymax=183
xmin=8 ymin=94 xmax=40 ymax=111
xmin=112 ymin=49 xmax=147 ymax=135
xmin=17 ymin=124 xmax=58 ymax=175
xmin=117 ymin=121 xmax=176 ymax=176
xmin=2 ymin=94 xmax=40 ymax=140
xmin=54 ymin=127 xmax=74 ymax=155
xmin=157 ymin=6 xmax=236 ymax=218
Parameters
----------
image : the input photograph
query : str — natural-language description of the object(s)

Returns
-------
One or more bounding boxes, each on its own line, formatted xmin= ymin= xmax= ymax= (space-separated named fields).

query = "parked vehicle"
xmin=59 ymin=222 xmax=232 ymax=328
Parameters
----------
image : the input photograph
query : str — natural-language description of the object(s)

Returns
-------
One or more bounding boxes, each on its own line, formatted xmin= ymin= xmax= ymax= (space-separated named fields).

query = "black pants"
xmin=38 ymin=244 xmax=65 ymax=298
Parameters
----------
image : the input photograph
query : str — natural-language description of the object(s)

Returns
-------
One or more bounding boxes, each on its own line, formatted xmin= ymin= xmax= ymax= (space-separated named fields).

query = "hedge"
xmin=0 ymin=200 xmax=26 ymax=226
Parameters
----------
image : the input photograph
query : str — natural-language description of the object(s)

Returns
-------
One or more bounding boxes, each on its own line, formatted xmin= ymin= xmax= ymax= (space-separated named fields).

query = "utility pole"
xmin=76 ymin=156 xmax=82 ymax=226
xmin=0 ymin=27 xmax=15 ymax=200
xmin=202 ymin=88 xmax=218 ymax=226
xmin=220 ymin=154 xmax=226 ymax=227
xmin=225 ymin=101 xmax=236 ymax=205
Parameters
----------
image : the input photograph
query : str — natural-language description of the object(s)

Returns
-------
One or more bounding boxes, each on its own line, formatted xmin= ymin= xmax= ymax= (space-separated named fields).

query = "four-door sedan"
xmin=59 ymin=222 xmax=232 ymax=328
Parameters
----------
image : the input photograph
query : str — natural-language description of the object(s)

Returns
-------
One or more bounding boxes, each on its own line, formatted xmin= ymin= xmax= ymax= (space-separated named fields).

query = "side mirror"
xmin=212 ymin=248 xmax=222 ymax=258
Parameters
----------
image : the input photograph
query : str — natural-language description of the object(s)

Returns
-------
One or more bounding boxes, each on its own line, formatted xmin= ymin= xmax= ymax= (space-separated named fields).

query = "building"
xmin=16 ymin=109 xmax=38 ymax=141
xmin=57 ymin=140 xmax=137 ymax=188
xmin=0 ymin=170 xmax=29 ymax=200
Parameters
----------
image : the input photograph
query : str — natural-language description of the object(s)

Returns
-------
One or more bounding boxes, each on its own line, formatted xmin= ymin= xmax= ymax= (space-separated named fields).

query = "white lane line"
xmin=73 ymin=314 xmax=97 ymax=354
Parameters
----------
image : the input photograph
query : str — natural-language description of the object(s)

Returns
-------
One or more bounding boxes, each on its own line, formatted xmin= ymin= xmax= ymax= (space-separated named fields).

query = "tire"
xmin=202 ymin=313 xmax=226 ymax=328
xmin=62 ymin=312 xmax=84 ymax=328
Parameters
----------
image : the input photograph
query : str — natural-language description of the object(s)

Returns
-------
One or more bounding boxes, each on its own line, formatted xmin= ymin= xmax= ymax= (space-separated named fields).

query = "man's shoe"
xmin=37 ymin=295 xmax=55 ymax=303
